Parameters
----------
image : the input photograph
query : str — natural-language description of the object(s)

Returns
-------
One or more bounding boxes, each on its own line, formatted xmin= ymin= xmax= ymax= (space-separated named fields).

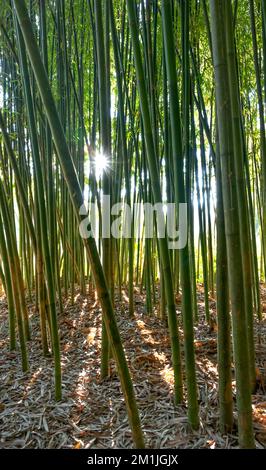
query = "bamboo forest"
xmin=0 ymin=0 xmax=266 ymax=453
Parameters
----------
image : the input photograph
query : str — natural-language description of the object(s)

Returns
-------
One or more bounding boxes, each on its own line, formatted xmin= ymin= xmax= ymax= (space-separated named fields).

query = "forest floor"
xmin=0 ymin=285 xmax=265 ymax=449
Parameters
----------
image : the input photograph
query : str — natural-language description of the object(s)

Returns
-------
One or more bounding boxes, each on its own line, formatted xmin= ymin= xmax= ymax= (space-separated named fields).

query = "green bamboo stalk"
xmin=0 ymin=212 xmax=16 ymax=350
xmin=13 ymin=14 xmax=62 ymax=399
xmin=210 ymin=0 xmax=255 ymax=448
xmin=216 ymin=131 xmax=233 ymax=433
xmin=127 ymin=0 xmax=183 ymax=405
xmin=224 ymin=1 xmax=256 ymax=393
xmin=0 ymin=182 xmax=28 ymax=371
xmin=161 ymin=0 xmax=199 ymax=428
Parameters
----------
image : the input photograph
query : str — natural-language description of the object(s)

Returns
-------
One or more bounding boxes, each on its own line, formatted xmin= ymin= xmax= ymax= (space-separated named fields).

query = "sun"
xmin=94 ymin=151 xmax=109 ymax=178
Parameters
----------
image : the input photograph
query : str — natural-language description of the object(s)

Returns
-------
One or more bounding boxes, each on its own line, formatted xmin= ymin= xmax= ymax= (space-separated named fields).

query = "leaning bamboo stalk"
xmin=13 ymin=0 xmax=144 ymax=449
